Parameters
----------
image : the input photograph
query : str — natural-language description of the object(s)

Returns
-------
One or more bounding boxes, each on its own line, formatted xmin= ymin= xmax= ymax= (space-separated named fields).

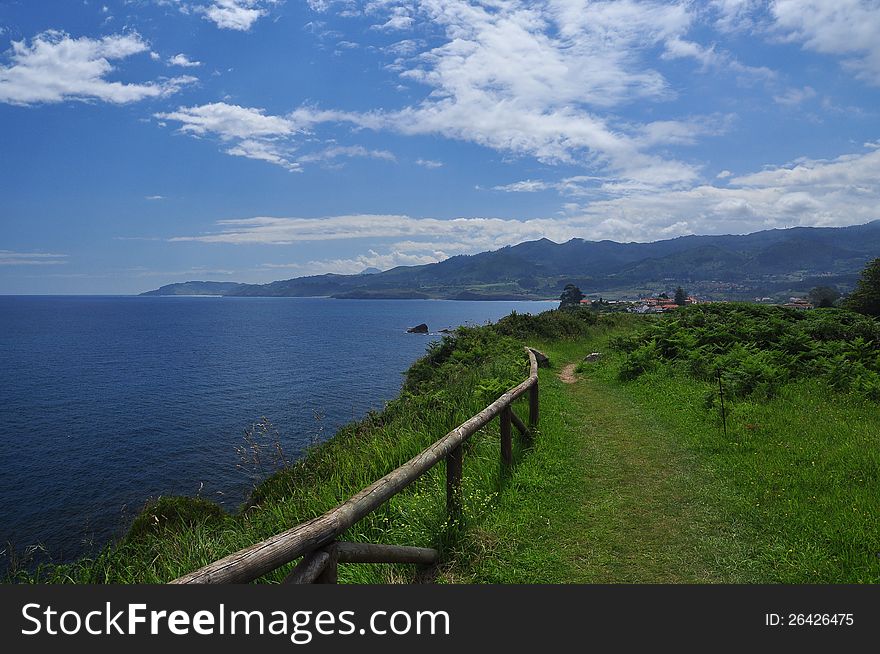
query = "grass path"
xmin=556 ymin=369 xmax=728 ymax=582
xmin=443 ymin=343 xmax=752 ymax=583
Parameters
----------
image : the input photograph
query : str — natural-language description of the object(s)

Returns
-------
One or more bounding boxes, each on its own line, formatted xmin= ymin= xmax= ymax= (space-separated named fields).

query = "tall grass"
xmin=593 ymin=306 xmax=880 ymax=582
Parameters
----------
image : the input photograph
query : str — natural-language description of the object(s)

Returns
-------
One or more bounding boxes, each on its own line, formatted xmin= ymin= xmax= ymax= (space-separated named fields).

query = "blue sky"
xmin=1 ymin=0 xmax=879 ymax=293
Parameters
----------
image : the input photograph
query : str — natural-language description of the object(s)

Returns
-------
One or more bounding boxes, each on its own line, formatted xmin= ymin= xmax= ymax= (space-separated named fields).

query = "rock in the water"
xmin=584 ymin=352 xmax=602 ymax=362
xmin=439 ymin=328 xmax=452 ymax=334
xmin=529 ymin=348 xmax=550 ymax=368
xmin=407 ymin=323 xmax=429 ymax=334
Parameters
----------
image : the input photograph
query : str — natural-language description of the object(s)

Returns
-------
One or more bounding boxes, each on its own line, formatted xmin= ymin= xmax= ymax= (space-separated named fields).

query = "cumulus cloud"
xmin=0 ymin=30 xmax=195 ymax=105
xmin=155 ymin=102 xmax=304 ymax=169
xmin=771 ymin=0 xmax=880 ymax=85
xmin=156 ymin=102 xmax=297 ymax=139
xmin=200 ymin=1 xmax=279 ymax=31
xmin=155 ymin=102 xmax=399 ymax=170
xmin=168 ymin=53 xmax=202 ymax=67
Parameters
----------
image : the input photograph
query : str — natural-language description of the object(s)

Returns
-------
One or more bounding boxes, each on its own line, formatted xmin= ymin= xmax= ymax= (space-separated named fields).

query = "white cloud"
xmin=155 ymin=102 xmax=297 ymax=139
xmin=145 ymin=194 xmax=166 ymax=200
xmin=170 ymin=213 xmax=570 ymax=248
xmin=383 ymin=39 xmax=423 ymax=57
xmin=170 ymin=143 xmax=880 ymax=247
xmin=0 ymin=30 xmax=195 ymax=105
xmin=492 ymin=179 xmax=555 ymax=193
xmin=0 ymin=250 xmax=68 ymax=265
xmin=297 ymin=144 xmax=396 ymax=164
xmin=710 ymin=0 xmax=764 ymax=32
xmin=729 ymin=147 xmax=880 ymax=189
xmin=773 ymin=85 xmax=817 ymax=106
xmin=661 ymin=35 xmax=776 ymax=80
xmin=200 ymin=0 xmax=279 ymax=31
xmin=771 ymin=0 xmax=880 ymax=85
xmin=227 ymin=139 xmax=302 ymax=171
xmin=154 ymin=102 xmax=399 ymax=171
xmin=294 ymin=248 xmax=447 ymax=275
xmin=168 ymin=53 xmax=202 ymax=67
xmin=155 ymin=102 xmax=303 ymax=170
xmin=569 ymin=145 xmax=880 ymax=240
xmin=415 ymin=158 xmax=443 ymax=168
xmin=307 ymin=1 xmax=714 ymax=189
xmin=373 ymin=15 xmax=414 ymax=31
xmin=662 ymin=37 xmax=719 ymax=68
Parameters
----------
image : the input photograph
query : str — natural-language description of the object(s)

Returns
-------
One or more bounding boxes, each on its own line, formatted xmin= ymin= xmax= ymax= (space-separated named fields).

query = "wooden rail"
xmin=171 ymin=347 xmax=541 ymax=584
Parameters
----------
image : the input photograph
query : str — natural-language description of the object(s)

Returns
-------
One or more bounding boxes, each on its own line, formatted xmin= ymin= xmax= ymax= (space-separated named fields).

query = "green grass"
xmin=442 ymin=336 xmax=758 ymax=583
xmin=611 ymin=372 xmax=880 ymax=583
xmin=445 ymin=312 xmax=880 ymax=583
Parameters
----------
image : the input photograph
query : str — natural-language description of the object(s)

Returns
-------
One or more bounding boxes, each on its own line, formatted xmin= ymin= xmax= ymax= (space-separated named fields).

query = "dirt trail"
xmin=558 ymin=363 xmax=578 ymax=384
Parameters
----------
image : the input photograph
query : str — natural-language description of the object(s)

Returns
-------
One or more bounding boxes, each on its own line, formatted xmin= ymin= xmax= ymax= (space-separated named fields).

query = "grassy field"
xmin=9 ymin=305 xmax=880 ymax=583
xmin=445 ymin=308 xmax=880 ymax=583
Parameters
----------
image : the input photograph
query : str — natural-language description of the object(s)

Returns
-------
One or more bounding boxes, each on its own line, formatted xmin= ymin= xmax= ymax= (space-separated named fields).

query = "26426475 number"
xmin=787 ymin=614 xmax=854 ymax=626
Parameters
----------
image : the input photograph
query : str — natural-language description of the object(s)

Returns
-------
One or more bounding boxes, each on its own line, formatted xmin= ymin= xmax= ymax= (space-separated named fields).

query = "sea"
xmin=0 ymin=295 xmax=555 ymax=563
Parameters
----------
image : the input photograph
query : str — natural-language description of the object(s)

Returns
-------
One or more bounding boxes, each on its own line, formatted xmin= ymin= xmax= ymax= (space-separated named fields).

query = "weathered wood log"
xmin=316 ymin=544 xmax=338 ymax=584
xmin=283 ymin=549 xmax=330 ymax=584
xmin=529 ymin=381 xmax=539 ymax=428
xmin=510 ymin=410 xmax=528 ymax=436
xmin=446 ymin=444 xmax=462 ymax=520
xmin=171 ymin=347 xmax=539 ymax=584
xmin=500 ymin=406 xmax=512 ymax=468
xmin=529 ymin=348 xmax=550 ymax=368
xmin=335 ymin=542 xmax=439 ymax=565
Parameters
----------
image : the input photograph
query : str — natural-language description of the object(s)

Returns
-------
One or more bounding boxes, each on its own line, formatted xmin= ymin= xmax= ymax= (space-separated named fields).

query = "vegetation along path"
xmin=445 ymin=340 xmax=758 ymax=584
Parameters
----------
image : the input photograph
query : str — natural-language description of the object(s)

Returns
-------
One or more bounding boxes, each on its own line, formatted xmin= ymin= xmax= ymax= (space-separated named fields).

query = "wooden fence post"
xmin=500 ymin=406 xmax=513 ymax=468
xmin=316 ymin=543 xmax=338 ymax=584
xmin=529 ymin=381 xmax=539 ymax=429
xmin=446 ymin=444 xmax=462 ymax=521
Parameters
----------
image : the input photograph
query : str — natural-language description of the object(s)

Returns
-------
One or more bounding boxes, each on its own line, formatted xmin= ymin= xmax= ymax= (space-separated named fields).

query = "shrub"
xmin=613 ymin=303 xmax=880 ymax=404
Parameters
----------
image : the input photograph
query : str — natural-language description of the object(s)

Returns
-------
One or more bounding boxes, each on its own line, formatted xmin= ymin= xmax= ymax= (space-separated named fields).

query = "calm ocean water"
xmin=0 ymin=296 xmax=554 ymax=562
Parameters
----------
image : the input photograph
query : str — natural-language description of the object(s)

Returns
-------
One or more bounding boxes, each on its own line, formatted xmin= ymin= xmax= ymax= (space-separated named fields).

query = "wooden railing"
xmin=171 ymin=347 xmax=540 ymax=584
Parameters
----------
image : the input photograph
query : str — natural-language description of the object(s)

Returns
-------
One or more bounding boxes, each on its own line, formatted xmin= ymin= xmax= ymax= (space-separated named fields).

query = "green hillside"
xmin=141 ymin=221 xmax=880 ymax=301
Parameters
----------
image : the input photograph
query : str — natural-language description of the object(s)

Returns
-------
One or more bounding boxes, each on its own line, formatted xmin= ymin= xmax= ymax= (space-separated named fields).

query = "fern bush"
xmin=612 ymin=303 xmax=880 ymax=403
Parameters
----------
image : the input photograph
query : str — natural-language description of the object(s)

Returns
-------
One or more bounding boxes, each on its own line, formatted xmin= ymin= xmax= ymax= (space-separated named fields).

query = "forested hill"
xmin=141 ymin=221 xmax=880 ymax=301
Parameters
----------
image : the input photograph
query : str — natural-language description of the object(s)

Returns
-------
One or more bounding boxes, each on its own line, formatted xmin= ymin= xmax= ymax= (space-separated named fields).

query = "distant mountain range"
xmin=141 ymin=221 xmax=880 ymax=301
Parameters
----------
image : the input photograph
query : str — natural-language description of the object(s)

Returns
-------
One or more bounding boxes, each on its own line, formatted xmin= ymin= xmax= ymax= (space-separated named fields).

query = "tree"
xmin=808 ymin=286 xmax=840 ymax=308
xmin=658 ymin=292 xmax=669 ymax=299
xmin=844 ymin=258 xmax=880 ymax=317
xmin=559 ymin=283 xmax=585 ymax=309
xmin=674 ymin=286 xmax=687 ymax=306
